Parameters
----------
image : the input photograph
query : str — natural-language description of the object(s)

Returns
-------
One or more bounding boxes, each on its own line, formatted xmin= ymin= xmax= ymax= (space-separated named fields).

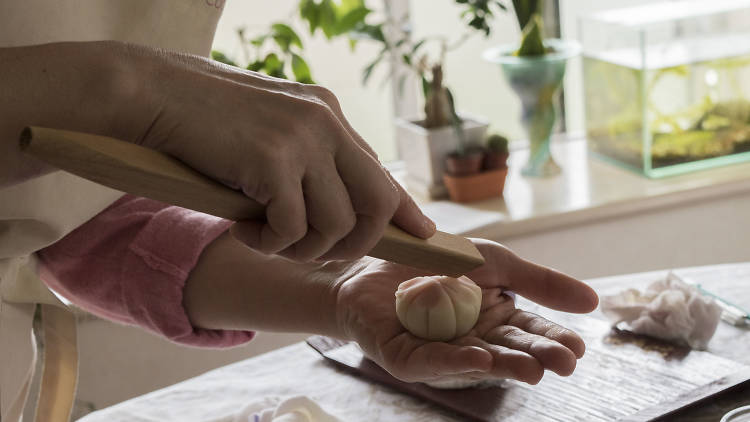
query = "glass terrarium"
xmin=580 ymin=1 xmax=750 ymax=178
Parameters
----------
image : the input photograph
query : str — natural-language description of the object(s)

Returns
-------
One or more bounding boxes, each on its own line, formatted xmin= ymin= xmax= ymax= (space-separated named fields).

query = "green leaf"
xmin=247 ymin=60 xmax=265 ymax=72
xmin=299 ymin=0 xmax=321 ymax=34
xmin=516 ymin=13 xmax=545 ymax=56
xmin=270 ymin=68 xmax=288 ymax=79
xmin=362 ymin=51 xmax=385 ymax=85
xmin=456 ymin=0 xmax=508 ymax=37
xmin=250 ymin=35 xmax=267 ymax=47
xmin=291 ymin=53 xmax=313 ymax=83
xmin=271 ymin=23 xmax=303 ymax=52
xmin=512 ymin=0 xmax=540 ymax=30
xmin=319 ymin=0 xmax=338 ymax=39
xmin=337 ymin=0 xmax=365 ymax=15
xmin=264 ymin=53 xmax=283 ymax=74
xmin=272 ymin=23 xmax=302 ymax=48
xmin=494 ymin=1 xmax=507 ymax=11
xmin=421 ymin=76 xmax=431 ymax=98
xmin=335 ymin=6 xmax=370 ymax=34
xmin=210 ymin=50 xmax=237 ymax=67
xmin=349 ymin=23 xmax=385 ymax=42
xmin=410 ymin=39 xmax=426 ymax=55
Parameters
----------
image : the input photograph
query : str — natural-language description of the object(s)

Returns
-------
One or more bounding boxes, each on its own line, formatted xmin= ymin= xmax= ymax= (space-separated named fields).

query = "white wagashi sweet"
xmin=394 ymin=275 xmax=482 ymax=342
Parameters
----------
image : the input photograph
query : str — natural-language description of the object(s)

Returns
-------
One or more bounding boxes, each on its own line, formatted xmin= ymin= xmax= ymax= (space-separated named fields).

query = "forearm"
xmin=0 ymin=41 xmax=156 ymax=187
xmin=184 ymin=232 xmax=362 ymax=339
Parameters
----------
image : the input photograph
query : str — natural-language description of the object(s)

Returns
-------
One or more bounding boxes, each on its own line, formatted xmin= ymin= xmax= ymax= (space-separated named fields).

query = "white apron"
xmin=0 ymin=2 xmax=223 ymax=420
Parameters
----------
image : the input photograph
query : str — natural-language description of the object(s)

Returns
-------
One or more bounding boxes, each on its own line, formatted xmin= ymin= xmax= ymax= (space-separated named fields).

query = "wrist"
xmin=185 ymin=232 xmax=363 ymax=339
xmin=312 ymin=260 xmax=368 ymax=341
xmin=322 ymin=258 xmax=375 ymax=342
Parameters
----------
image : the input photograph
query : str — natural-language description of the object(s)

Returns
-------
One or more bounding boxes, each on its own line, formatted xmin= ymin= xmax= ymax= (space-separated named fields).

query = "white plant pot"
xmin=395 ymin=114 xmax=489 ymax=199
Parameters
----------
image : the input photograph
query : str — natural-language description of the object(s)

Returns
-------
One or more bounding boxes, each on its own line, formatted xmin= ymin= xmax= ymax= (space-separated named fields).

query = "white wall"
xmin=499 ymin=193 xmax=750 ymax=280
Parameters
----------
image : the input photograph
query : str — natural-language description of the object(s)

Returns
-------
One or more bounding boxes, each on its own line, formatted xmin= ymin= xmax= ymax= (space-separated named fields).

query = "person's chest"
xmin=0 ymin=0 xmax=225 ymax=55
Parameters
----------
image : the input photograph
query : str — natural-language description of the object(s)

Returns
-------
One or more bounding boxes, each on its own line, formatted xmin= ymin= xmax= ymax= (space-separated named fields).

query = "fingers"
xmin=395 ymin=341 xmax=493 ymax=382
xmin=506 ymin=310 xmax=586 ymax=359
xmin=390 ymin=181 xmax=436 ymax=239
xmin=217 ymin=76 xmax=434 ymax=260
xmin=484 ymin=325 xmax=577 ymax=376
xmin=468 ymin=239 xmax=599 ymax=314
xmin=454 ymin=337 xmax=544 ymax=384
xmin=320 ymin=92 xmax=436 ymax=241
xmin=277 ymin=166 xmax=357 ymax=261
xmin=230 ymin=178 xmax=307 ymax=254
xmin=321 ymin=143 xmax=400 ymax=261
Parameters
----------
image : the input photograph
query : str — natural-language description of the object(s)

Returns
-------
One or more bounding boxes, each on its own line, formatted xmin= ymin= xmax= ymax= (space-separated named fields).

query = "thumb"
xmin=390 ymin=181 xmax=436 ymax=239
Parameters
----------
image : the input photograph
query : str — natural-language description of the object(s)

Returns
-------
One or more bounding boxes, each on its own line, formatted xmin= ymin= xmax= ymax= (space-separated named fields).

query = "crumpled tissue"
xmin=600 ymin=272 xmax=722 ymax=350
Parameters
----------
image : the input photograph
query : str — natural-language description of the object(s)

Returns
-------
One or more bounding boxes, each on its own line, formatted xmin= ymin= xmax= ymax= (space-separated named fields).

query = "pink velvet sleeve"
xmin=37 ymin=194 xmax=254 ymax=348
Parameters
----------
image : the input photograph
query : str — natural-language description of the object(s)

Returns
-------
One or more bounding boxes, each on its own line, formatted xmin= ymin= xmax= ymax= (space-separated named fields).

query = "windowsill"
xmin=394 ymin=134 xmax=750 ymax=239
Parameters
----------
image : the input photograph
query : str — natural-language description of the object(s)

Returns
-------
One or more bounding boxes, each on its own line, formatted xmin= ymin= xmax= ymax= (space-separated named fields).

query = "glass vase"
xmin=484 ymin=39 xmax=580 ymax=177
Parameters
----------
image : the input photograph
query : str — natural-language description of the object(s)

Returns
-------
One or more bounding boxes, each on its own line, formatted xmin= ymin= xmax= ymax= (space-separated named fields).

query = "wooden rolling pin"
xmin=20 ymin=127 xmax=485 ymax=276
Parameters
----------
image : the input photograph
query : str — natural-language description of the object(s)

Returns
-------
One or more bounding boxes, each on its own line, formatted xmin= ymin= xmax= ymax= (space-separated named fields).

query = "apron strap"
xmin=2 ymin=255 xmax=79 ymax=422
xmin=0 ymin=302 xmax=37 ymax=422
xmin=33 ymin=304 xmax=78 ymax=422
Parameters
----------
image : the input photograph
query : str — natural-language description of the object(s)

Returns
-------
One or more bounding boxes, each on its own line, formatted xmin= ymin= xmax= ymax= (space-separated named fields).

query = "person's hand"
xmin=333 ymin=239 xmax=599 ymax=385
xmin=127 ymin=47 xmax=434 ymax=262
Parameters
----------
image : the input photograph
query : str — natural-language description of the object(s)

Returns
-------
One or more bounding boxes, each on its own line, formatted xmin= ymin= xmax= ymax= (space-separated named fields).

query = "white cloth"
xmin=600 ymin=272 xmax=722 ymax=350
xmin=234 ymin=396 xmax=341 ymax=422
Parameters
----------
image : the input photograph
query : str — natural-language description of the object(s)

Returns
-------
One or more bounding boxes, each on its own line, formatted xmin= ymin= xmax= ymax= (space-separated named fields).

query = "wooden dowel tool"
xmin=20 ymin=126 xmax=485 ymax=276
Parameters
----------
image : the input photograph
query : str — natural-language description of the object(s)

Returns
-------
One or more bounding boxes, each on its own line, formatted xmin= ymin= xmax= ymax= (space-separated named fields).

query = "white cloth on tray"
xmin=234 ymin=396 xmax=341 ymax=422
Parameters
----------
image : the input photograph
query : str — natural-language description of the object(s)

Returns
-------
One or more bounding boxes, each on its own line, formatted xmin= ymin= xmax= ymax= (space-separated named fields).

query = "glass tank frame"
xmin=579 ymin=0 xmax=750 ymax=178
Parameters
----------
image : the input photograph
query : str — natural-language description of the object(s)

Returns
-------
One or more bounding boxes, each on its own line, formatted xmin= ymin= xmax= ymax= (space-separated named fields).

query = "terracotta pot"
xmin=483 ymin=151 xmax=509 ymax=171
xmin=445 ymin=149 xmax=484 ymax=176
xmin=443 ymin=168 xmax=508 ymax=203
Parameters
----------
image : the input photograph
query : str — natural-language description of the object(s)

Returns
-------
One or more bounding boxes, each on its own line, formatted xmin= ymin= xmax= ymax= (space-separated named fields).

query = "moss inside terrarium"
xmin=584 ymin=54 xmax=750 ymax=173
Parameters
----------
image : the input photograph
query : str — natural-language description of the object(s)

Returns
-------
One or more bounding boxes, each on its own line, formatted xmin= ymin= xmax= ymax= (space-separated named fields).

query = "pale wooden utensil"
xmin=20 ymin=126 xmax=485 ymax=276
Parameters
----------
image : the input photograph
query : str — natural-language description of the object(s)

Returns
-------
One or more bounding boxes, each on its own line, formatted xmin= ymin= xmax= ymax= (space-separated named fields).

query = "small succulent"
xmin=487 ymin=133 xmax=509 ymax=154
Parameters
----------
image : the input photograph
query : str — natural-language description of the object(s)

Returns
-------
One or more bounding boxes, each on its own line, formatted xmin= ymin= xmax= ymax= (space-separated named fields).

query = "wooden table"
xmin=79 ymin=263 xmax=750 ymax=422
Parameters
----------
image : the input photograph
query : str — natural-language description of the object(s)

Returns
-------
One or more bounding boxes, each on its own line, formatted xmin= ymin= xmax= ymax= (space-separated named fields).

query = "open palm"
xmin=334 ymin=239 xmax=599 ymax=385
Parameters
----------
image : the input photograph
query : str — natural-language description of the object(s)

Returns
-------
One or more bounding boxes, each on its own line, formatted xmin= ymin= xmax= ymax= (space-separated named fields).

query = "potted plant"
xmin=349 ymin=5 xmax=501 ymax=199
xmin=392 ymin=53 xmax=490 ymax=199
xmin=483 ymin=133 xmax=510 ymax=170
xmin=483 ymin=0 xmax=580 ymax=177
xmin=443 ymin=132 xmax=509 ymax=203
